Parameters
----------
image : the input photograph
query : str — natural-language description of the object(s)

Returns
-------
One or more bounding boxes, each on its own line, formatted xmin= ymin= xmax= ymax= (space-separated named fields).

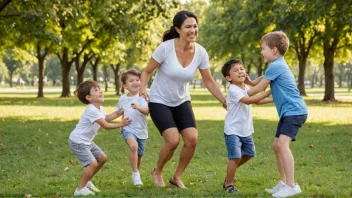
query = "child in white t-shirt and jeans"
xmin=116 ymin=70 xmax=149 ymax=187
xmin=221 ymin=59 xmax=272 ymax=193
xmin=68 ymin=80 xmax=131 ymax=196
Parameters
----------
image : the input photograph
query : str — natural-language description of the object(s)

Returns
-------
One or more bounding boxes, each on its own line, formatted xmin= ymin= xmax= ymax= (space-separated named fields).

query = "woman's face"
xmin=176 ymin=17 xmax=198 ymax=42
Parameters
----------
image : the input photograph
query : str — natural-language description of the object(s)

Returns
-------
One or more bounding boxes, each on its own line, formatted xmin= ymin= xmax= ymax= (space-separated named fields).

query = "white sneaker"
xmin=265 ymin=180 xmax=285 ymax=194
xmin=86 ymin=181 xmax=100 ymax=192
xmin=272 ymin=183 xmax=302 ymax=197
xmin=74 ymin=187 xmax=95 ymax=196
xmin=132 ymin=172 xmax=143 ymax=186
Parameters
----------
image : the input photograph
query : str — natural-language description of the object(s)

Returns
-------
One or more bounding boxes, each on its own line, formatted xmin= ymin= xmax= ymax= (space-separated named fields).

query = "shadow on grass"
xmin=0 ymin=116 xmax=351 ymax=197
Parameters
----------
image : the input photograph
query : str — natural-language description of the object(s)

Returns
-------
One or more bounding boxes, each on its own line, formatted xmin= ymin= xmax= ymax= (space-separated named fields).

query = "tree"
xmin=315 ymin=0 xmax=352 ymax=101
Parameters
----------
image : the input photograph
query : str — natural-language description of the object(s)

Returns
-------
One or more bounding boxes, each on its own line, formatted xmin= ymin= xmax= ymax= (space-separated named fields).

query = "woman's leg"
xmin=171 ymin=127 xmax=198 ymax=188
xmin=152 ymin=128 xmax=180 ymax=187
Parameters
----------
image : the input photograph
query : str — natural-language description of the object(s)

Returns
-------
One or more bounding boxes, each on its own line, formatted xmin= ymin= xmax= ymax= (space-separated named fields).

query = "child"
xmin=68 ymin=80 xmax=131 ymax=196
xmin=248 ymin=31 xmax=308 ymax=197
xmin=116 ymin=70 xmax=149 ymax=187
xmin=221 ymin=59 xmax=272 ymax=193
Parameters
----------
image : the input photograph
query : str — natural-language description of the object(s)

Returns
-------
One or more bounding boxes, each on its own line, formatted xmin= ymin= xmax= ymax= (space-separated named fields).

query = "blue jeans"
xmin=224 ymin=134 xmax=255 ymax=160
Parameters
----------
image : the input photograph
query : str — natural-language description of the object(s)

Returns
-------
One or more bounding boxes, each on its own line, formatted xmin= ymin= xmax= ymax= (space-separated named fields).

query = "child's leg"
xmin=225 ymin=158 xmax=240 ymax=187
xmin=237 ymin=155 xmax=251 ymax=167
xmin=137 ymin=155 xmax=142 ymax=170
xmin=91 ymin=154 xmax=108 ymax=178
xmin=277 ymin=135 xmax=295 ymax=187
xmin=273 ymin=138 xmax=286 ymax=183
xmin=126 ymin=136 xmax=139 ymax=172
xmin=78 ymin=161 xmax=98 ymax=190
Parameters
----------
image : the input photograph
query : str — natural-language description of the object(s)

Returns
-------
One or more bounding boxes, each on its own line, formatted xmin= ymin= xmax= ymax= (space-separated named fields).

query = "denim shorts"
xmin=121 ymin=129 xmax=147 ymax=156
xmin=68 ymin=139 xmax=104 ymax=167
xmin=224 ymin=134 xmax=255 ymax=160
xmin=275 ymin=114 xmax=307 ymax=141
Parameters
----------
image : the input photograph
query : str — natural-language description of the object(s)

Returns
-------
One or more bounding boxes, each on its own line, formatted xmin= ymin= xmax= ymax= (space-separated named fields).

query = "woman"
xmin=140 ymin=10 xmax=226 ymax=189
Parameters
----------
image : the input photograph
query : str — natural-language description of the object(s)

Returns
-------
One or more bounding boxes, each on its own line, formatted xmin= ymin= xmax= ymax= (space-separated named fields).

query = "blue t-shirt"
xmin=264 ymin=56 xmax=308 ymax=118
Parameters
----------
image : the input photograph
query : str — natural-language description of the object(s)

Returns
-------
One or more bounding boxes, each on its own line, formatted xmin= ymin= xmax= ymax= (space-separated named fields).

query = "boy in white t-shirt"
xmin=221 ymin=59 xmax=272 ymax=193
xmin=116 ymin=70 xmax=149 ymax=187
xmin=68 ymin=80 xmax=131 ymax=196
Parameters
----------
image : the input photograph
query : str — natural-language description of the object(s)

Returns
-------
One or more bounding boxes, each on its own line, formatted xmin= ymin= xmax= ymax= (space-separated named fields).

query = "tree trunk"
xmin=102 ymin=65 xmax=109 ymax=92
xmin=91 ymin=57 xmax=101 ymax=81
xmin=297 ymin=58 xmax=307 ymax=96
xmin=76 ymin=52 xmax=94 ymax=86
xmin=9 ymin=71 xmax=13 ymax=87
xmin=110 ymin=63 xmax=121 ymax=95
xmin=58 ymin=47 xmax=73 ymax=97
xmin=37 ymin=56 xmax=45 ymax=98
xmin=322 ymin=38 xmax=339 ymax=102
xmin=36 ymin=43 xmax=50 ymax=98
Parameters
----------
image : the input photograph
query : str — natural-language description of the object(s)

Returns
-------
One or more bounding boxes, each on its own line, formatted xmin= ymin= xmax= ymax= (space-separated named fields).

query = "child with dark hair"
xmin=68 ymin=80 xmax=131 ymax=196
xmin=221 ymin=59 xmax=272 ymax=193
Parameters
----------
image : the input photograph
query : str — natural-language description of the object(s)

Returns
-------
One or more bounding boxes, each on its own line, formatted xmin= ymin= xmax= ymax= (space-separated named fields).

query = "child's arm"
xmin=105 ymin=110 xmax=123 ymax=122
xmin=247 ymin=78 xmax=271 ymax=96
xmin=245 ymin=75 xmax=263 ymax=87
xmin=255 ymin=97 xmax=273 ymax=105
xmin=96 ymin=117 xmax=132 ymax=130
xmin=131 ymin=103 xmax=149 ymax=115
xmin=239 ymin=90 xmax=271 ymax=105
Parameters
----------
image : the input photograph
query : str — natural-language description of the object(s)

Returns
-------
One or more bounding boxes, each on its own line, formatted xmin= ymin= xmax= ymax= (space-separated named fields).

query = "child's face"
xmin=123 ymin=74 xmax=141 ymax=94
xmin=226 ymin=63 xmax=246 ymax=84
xmin=261 ymin=42 xmax=276 ymax=63
xmin=87 ymin=86 xmax=104 ymax=104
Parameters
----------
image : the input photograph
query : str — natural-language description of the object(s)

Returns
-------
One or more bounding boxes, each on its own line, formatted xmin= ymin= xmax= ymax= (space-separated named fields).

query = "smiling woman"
xmin=139 ymin=10 xmax=227 ymax=189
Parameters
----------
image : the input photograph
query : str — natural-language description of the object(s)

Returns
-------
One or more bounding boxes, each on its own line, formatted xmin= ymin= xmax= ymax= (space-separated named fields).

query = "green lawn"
xmin=0 ymin=89 xmax=351 ymax=197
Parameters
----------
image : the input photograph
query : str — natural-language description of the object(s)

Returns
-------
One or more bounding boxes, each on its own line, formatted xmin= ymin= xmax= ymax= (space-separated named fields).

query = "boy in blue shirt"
xmin=247 ymin=31 xmax=308 ymax=197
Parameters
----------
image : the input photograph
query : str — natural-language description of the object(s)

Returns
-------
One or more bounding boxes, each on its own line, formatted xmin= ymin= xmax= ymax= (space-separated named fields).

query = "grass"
xmin=0 ymin=88 xmax=351 ymax=197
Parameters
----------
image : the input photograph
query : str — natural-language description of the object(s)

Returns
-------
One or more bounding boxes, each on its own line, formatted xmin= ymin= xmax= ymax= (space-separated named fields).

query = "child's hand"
xmin=131 ymin=103 xmax=139 ymax=109
xmin=121 ymin=117 xmax=132 ymax=126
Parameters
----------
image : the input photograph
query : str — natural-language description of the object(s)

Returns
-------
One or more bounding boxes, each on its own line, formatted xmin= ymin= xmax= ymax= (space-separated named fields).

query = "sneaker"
xmin=74 ymin=187 xmax=95 ymax=196
xmin=86 ymin=181 xmax=100 ymax=192
xmin=265 ymin=180 xmax=285 ymax=194
xmin=272 ymin=183 xmax=302 ymax=198
xmin=132 ymin=172 xmax=143 ymax=186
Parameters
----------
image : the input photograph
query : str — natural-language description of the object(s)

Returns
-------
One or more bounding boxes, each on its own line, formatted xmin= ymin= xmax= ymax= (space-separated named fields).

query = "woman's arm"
xmin=140 ymin=58 xmax=160 ymax=102
xmin=199 ymin=68 xmax=226 ymax=105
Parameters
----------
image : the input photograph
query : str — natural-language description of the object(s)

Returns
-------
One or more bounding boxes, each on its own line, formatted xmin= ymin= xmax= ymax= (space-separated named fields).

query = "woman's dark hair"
xmin=162 ymin=10 xmax=198 ymax=42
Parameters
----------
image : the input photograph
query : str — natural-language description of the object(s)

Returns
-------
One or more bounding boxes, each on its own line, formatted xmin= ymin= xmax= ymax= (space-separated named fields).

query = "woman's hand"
xmin=140 ymin=88 xmax=149 ymax=102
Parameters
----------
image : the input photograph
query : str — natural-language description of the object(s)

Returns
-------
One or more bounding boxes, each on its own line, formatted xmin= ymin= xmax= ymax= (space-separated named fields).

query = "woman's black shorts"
xmin=148 ymin=101 xmax=197 ymax=135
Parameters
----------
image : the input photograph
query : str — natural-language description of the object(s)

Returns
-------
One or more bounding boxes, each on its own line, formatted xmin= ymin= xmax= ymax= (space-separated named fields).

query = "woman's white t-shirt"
xmin=224 ymin=84 xmax=254 ymax=137
xmin=150 ymin=38 xmax=210 ymax=107
xmin=69 ymin=104 xmax=106 ymax=145
xmin=116 ymin=94 xmax=148 ymax=139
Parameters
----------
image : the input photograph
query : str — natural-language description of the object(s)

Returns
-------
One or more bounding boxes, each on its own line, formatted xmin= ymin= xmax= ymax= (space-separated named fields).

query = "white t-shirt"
xmin=69 ymin=104 xmax=106 ymax=145
xmin=150 ymin=39 xmax=210 ymax=106
xmin=116 ymin=94 xmax=148 ymax=139
xmin=224 ymin=84 xmax=254 ymax=137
